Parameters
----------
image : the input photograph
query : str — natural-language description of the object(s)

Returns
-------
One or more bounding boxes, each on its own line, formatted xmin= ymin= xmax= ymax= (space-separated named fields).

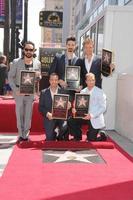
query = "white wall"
xmin=116 ymin=74 xmax=133 ymax=141
xmin=102 ymin=6 xmax=133 ymax=129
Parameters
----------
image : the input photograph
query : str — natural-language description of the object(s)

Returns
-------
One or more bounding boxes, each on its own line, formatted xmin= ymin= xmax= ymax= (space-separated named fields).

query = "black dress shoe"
xmin=16 ymin=136 xmax=24 ymax=143
xmin=97 ymin=131 xmax=107 ymax=141
xmin=16 ymin=137 xmax=30 ymax=143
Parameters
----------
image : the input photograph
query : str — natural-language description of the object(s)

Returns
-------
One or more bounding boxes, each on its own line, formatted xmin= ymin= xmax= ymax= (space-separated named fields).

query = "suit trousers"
xmin=44 ymin=118 xmax=66 ymax=141
xmin=68 ymin=118 xmax=99 ymax=141
xmin=14 ymin=94 xmax=34 ymax=138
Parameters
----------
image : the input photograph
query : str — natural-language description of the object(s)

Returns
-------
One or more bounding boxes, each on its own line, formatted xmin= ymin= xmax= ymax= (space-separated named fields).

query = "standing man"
xmin=39 ymin=73 xmax=70 ymax=141
xmin=81 ymin=38 xmax=115 ymax=89
xmin=49 ymin=36 xmax=83 ymax=96
xmin=8 ymin=41 xmax=41 ymax=143
xmin=69 ymin=73 xmax=107 ymax=141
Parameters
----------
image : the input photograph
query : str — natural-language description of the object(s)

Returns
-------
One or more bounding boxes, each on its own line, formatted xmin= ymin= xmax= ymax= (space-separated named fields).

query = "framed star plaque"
xmin=101 ymin=49 xmax=112 ymax=76
xmin=52 ymin=94 xmax=69 ymax=120
xmin=74 ymin=93 xmax=90 ymax=118
xmin=65 ymin=66 xmax=80 ymax=90
xmin=19 ymin=70 xmax=36 ymax=95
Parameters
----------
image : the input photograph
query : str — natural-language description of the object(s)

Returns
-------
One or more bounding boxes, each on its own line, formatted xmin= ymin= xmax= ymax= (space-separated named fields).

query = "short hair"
xmin=83 ymin=38 xmax=94 ymax=48
xmin=49 ymin=72 xmax=59 ymax=79
xmin=85 ymin=72 xmax=95 ymax=80
xmin=66 ymin=36 xmax=76 ymax=44
xmin=0 ymin=55 xmax=6 ymax=64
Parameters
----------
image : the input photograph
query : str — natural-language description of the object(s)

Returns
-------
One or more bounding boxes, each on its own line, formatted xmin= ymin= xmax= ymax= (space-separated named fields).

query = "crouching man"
xmin=69 ymin=73 xmax=107 ymax=141
xmin=39 ymin=73 xmax=71 ymax=141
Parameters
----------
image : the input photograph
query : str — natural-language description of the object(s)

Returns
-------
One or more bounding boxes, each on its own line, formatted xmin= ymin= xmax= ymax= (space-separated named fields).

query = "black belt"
xmin=16 ymin=84 xmax=19 ymax=88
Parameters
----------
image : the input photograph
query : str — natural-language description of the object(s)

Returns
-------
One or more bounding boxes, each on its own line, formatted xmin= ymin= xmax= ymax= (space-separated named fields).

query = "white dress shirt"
xmin=85 ymin=53 xmax=94 ymax=72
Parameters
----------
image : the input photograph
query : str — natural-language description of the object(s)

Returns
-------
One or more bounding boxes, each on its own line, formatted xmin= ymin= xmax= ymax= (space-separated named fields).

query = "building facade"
xmin=41 ymin=0 xmax=63 ymax=48
xmin=62 ymin=0 xmax=76 ymax=45
xmin=73 ymin=0 xmax=133 ymax=56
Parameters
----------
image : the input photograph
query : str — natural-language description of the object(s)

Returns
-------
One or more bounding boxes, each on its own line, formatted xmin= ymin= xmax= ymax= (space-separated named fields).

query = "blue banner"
xmin=0 ymin=0 xmax=23 ymax=28
xmin=0 ymin=0 xmax=4 ymax=22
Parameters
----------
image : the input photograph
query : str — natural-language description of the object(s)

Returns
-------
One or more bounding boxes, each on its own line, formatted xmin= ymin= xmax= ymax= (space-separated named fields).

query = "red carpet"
xmin=0 ymin=134 xmax=133 ymax=200
xmin=17 ymin=140 xmax=114 ymax=149
xmin=0 ymin=98 xmax=43 ymax=132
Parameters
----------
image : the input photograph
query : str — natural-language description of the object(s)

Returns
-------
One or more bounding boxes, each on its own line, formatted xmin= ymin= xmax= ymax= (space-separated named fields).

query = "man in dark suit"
xmin=39 ymin=73 xmax=71 ymax=141
xmin=80 ymin=38 xmax=115 ymax=89
xmin=49 ymin=36 xmax=83 ymax=99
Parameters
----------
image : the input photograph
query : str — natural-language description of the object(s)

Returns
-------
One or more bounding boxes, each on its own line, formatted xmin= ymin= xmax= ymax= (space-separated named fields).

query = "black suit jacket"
xmin=38 ymin=87 xmax=68 ymax=118
xmin=80 ymin=55 xmax=106 ymax=89
xmin=49 ymin=54 xmax=83 ymax=86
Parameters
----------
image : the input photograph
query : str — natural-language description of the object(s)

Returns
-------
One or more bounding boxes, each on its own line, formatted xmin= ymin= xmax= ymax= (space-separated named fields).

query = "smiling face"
xmin=49 ymin=74 xmax=59 ymax=89
xmin=85 ymin=73 xmax=95 ymax=90
xmin=83 ymin=42 xmax=94 ymax=57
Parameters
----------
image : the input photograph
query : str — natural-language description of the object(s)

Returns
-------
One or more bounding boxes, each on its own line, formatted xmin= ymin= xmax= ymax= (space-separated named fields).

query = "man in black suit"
xmin=39 ymin=73 xmax=70 ymax=141
xmin=80 ymin=38 xmax=114 ymax=89
xmin=49 ymin=36 xmax=83 ymax=100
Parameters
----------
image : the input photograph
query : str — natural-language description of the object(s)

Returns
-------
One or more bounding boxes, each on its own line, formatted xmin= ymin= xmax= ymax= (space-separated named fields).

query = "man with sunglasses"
xmin=8 ymin=41 xmax=41 ymax=143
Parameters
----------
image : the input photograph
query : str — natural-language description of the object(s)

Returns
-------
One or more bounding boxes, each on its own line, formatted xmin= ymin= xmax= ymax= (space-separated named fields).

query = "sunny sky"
xmin=0 ymin=0 xmax=44 ymax=55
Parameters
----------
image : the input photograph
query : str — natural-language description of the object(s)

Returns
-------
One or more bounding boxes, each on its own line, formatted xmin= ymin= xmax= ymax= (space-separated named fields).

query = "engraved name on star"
xmin=23 ymin=73 xmax=34 ymax=84
xmin=55 ymin=97 xmax=66 ymax=108
xmin=45 ymin=150 xmax=98 ymax=163
xmin=77 ymin=96 xmax=88 ymax=107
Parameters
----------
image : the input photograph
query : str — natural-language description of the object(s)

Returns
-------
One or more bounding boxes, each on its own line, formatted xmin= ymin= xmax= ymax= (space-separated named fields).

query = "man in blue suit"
xmin=69 ymin=73 xmax=107 ymax=141
xmin=39 ymin=73 xmax=70 ymax=141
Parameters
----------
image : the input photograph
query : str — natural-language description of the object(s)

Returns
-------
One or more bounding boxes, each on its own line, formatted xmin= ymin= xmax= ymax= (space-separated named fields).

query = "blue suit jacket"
xmin=38 ymin=87 xmax=67 ymax=118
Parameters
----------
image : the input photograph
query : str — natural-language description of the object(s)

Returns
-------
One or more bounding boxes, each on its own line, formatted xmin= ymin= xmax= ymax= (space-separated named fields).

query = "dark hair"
xmin=22 ymin=41 xmax=35 ymax=49
xmin=66 ymin=36 xmax=76 ymax=44
xmin=49 ymin=72 xmax=59 ymax=79
xmin=22 ymin=41 xmax=37 ymax=58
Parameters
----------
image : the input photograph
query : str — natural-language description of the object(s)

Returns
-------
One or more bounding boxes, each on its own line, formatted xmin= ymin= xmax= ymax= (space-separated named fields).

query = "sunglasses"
xmin=24 ymin=48 xmax=34 ymax=52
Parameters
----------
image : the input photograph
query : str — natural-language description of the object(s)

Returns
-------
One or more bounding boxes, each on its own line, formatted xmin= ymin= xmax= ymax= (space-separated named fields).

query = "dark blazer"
xmin=49 ymin=54 xmax=83 ymax=86
xmin=80 ymin=55 xmax=104 ymax=89
xmin=38 ymin=87 xmax=67 ymax=118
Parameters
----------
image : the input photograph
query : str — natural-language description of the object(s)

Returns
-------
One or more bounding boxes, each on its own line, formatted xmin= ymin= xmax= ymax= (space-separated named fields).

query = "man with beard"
xmin=49 ymin=36 xmax=83 ymax=101
xmin=8 ymin=41 xmax=41 ymax=143
xmin=49 ymin=37 xmax=84 ymax=140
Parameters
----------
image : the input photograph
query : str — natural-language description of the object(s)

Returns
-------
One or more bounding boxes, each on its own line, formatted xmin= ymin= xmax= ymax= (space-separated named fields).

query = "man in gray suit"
xmin=69 ymin=72 xmax=107 ymax=141
xmin=8 ymin=41 xmax=41 ymax=143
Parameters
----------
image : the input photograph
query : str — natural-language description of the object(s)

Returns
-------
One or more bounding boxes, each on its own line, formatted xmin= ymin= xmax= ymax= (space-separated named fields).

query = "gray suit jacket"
xmin=8 ymin=58 xmax=41 ymax=93
xmin=81 ymin=86 xmax=107 ymax=129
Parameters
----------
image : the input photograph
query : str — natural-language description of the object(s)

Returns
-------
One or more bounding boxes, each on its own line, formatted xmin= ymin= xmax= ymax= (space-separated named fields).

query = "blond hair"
xmin=85 ymin=72 xmax=95 ymax=80
xmin=83 ymin=38 xmax=94 ymax=47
